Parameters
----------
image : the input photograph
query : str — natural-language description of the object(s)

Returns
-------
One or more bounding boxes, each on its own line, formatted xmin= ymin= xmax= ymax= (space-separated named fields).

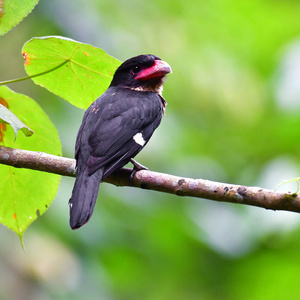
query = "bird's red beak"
xmin=135 ymin=60 xmax=172 ymax=81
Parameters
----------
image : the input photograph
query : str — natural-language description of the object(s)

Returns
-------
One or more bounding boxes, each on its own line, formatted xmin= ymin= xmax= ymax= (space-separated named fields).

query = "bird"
xmin=69 ymin=54 xmax=172 ymax=229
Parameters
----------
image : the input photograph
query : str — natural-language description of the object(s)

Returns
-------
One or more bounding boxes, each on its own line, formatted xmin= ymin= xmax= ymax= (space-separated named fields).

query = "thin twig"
xmin=1 ymin=145 xmax=299 ymax=213
xmin=0 ymin=60 xmax=69 ymax=86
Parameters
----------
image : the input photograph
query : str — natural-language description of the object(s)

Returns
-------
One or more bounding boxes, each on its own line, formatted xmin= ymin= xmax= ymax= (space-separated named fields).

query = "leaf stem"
xmin=0 ymin=60 xmax=69 ymax=86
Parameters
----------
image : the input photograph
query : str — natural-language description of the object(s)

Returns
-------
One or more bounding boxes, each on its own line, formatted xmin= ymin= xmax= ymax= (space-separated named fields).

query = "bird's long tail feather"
xmin=69 ymin=168 xmax=103 ymax=229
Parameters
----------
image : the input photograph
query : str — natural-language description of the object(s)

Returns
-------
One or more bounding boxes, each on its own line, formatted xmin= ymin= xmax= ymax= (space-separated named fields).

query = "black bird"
xmin=69 ymin=54 xmax=172 ymax=229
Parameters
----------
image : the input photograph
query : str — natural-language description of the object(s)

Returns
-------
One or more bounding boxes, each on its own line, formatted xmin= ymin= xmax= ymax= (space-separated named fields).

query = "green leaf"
xmin=0 ymin=103 xmax=34 ymax=140
xmin=22 ymin=36 xmax=121 ymax=109
xmin=0 ymin=0 xmax=39 ymax=36
xmin=0 ymin=86 xmax=61 ymax=241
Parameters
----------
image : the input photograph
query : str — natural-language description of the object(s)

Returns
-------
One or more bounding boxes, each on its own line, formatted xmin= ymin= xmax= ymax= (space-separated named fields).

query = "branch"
xmin=1 ymin=145 xmax=299 ymax=213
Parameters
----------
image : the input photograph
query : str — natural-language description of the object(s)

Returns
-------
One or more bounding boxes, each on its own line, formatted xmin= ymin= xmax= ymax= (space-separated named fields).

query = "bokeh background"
xmin=2 ymin=0 xmax=300 ymax=299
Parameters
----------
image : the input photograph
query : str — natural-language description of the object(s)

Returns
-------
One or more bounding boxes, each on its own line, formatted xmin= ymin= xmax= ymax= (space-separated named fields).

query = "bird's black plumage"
xmin=69 ymin=54 xmax=171 ymax=229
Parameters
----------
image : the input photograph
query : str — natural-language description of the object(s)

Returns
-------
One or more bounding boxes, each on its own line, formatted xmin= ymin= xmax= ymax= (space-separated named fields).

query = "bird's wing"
xmin=79 ymin=89 xmax=163 ymax=177
xmin=75 ymin=106 xmax=91 ymax=164
xmin=87 ymin=119 xmax=159 ymax=177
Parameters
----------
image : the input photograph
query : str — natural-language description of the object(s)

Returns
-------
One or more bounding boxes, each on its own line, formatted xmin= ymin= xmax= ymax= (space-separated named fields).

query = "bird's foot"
xmin=129 ymin=159 xmax=148 ymax=185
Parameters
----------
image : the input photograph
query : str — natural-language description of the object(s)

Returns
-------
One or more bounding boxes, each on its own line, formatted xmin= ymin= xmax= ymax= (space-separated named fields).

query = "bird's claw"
xmin=129 ymin=159 xmax=148 ymax=185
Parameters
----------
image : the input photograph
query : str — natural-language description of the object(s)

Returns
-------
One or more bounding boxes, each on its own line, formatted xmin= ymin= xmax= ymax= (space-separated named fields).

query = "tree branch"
xmin=1 ymin=145 xmax=299 ymax=213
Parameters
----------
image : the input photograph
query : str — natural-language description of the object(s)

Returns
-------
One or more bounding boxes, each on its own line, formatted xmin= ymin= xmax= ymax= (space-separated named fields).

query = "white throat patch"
xmin=133 ymin=133 xmax=146 ymax=146
xmin=130 ymin=83 xmax=163 ymax=96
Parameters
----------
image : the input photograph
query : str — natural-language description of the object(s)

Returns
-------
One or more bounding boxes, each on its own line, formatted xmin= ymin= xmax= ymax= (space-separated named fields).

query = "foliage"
xmin=0 ymin=86 xmax=60 ymax=241
xmin=0 ymin=101 xmax=33 ymax=140
xmin=0 ymin=8 xmax=120 ymax=238
xmin=0 ymin=0 xmax=39 ymax=35
xmin=23 ymin=36 xmax=120 ymax=109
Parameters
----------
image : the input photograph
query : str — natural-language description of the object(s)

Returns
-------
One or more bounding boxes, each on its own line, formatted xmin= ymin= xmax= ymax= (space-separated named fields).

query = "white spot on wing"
xmin=133 ymin=133 xmax=146 ymax=146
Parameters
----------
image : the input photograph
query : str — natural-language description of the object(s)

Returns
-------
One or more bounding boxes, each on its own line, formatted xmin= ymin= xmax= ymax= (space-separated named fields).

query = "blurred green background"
xmin=2 ymin=0 xmax=300 ymax=299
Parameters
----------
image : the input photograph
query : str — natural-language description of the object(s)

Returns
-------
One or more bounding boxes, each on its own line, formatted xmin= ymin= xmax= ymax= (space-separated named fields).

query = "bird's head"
xmin=110 ymin=54 xmax=172 ymax=95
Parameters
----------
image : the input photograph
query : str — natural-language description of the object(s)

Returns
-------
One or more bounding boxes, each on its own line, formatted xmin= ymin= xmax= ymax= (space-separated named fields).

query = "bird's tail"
xmin=69 ymin=168 xmax=103 ymax=229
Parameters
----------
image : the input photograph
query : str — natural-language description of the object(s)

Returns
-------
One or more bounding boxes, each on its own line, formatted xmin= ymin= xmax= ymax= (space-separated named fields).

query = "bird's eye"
xmin=131 ymin=65 xmax=141 ymax=74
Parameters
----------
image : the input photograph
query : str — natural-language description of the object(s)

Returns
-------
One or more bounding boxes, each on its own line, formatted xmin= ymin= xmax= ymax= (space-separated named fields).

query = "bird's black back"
xmin=75 ymin=86 xmax=164 ymax=178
